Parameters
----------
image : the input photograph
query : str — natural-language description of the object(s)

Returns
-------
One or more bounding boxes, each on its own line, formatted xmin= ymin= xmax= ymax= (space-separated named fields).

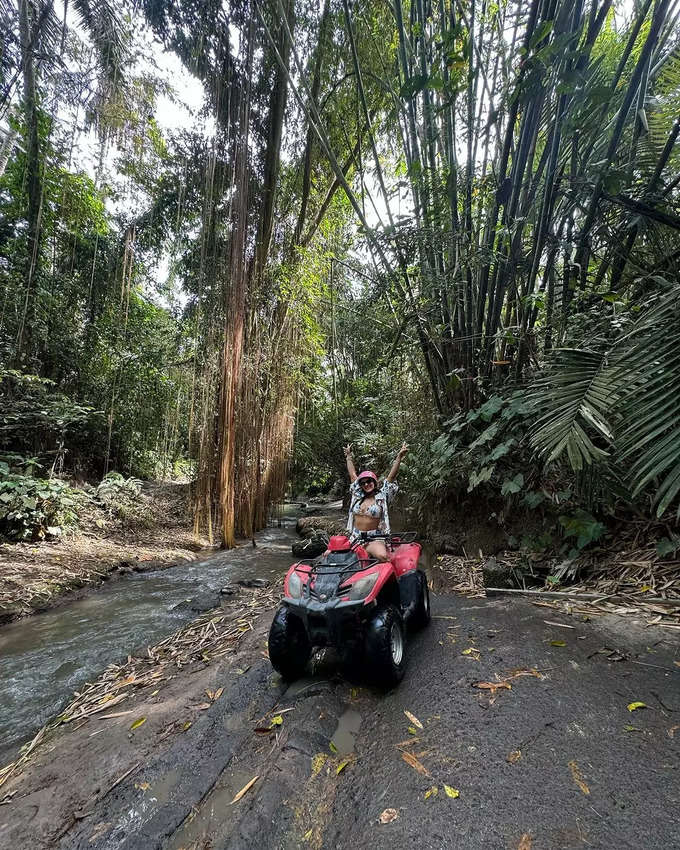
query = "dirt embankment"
xmin=0 ymin=482 xmax=211 ymax=624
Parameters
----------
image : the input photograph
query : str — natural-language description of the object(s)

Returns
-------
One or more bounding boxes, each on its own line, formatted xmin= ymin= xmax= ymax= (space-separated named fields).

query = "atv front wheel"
xmin=365 ymin=604 xmax=406 ymax=688
xmin=410 ymin=570 xmax=431 ymax=630
xmin=268 ymin=605 xmax=311 ymax=680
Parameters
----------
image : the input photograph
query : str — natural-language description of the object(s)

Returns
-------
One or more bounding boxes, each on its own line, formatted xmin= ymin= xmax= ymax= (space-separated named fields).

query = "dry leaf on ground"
xmin=667 ymin=725 xmax=680 ymax=738
xmin=507 ymin=750 xmax=522 ymax=764
xmin=401 ymin=751 xmax=430 ymax=776
xmin=473 ymin=681 xmax=512 ymax=694
xmin=627 ymin=701 xmax=647 ymax=712
xmin=129 ymin=717 xmax=146 ymax=731
xmin=230 ymin=775 xmax=258 ymax=804
xmin=568 ymin=761 xmax=590 ymax=795
xmin=443 ymin=784 xmax=459 ymax=798
xmin=550 ymin=640 xmax=566 ymax=647
xmin=424 ymin=786 xmax=438 ymax=800
xmin=404 ymin=710 xmax=423 ymax=729
xmin=379 ymin=808 xmax=399 ymax=824
xmin=518 ymin=833 xmax=532 ymax=849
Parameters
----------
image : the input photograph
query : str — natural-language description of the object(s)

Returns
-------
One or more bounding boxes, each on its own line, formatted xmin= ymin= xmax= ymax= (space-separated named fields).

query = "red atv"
xmin=268 ymin=533 xmax=430 ymax=687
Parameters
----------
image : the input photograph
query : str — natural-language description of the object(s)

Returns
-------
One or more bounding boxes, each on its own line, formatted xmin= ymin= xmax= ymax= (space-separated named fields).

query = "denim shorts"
xmin=349 ymin=529 xmax=387 ymax=544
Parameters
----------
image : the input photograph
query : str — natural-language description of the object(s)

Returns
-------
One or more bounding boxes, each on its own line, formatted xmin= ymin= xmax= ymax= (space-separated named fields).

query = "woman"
xmin=344 ymin=442 xmax=408 ymax=562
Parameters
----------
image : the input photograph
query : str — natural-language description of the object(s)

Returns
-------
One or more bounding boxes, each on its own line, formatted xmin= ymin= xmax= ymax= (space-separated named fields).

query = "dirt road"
xmin=2 ymin=593 xmax=679 ymax=850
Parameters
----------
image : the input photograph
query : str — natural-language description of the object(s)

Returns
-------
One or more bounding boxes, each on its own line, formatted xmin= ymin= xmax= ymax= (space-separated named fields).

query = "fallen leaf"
xmin=205 ymin=689 xmax=215 ymax=700
xmin=443 ymin=785 xmax=459 ymax=799
xmin=379 ymin=808 xmax=399 ymax=824
xmin=424 ymin=786 xmax=438 ymax=800
xmin=518 ymin=833 xmax=532 ymax=850
xmin=270 ymin=715 xmax=284 ymax=726
xmin=462 ymin=647 xmax=480 ymax=657
xmin=639 ymin=585 xmax=653 ymax=592
xmin=674 ymin=661 xmax=680 ymax=668
xmin=311 ymin=754 xmax=327 ymax=775
xmin=568 ymin=761 xmax=590 ymax=795
xmin=350 ymin=687 xmax=359 ymax=699
xmin=507 ymin=749 xmax=522 ymax=764
xmin=668 ymin=725 xmax=680 ymax=739
xmin=404 ymin=710 xmax=423 ymax=729
xmin=182 ymin=721 xmax=192 ymax=731
xmin=329 ymin=741 xmax=338 ymax=753
xmin=198 ymin=702 xmax=212 ymax=710
xmin=150 ymin=689 xmax=159 ymax=697
xmin=473 ymin=681 xmax=512 ymax=694
xmin=408 ymin=726 xmax=418 ymax=735
xmin=303 ymin=828 xmax=313 ymax=841
xmin=623 ymin=725 xmax=641 ymax=732
xmin=627 ymin=702 xmax=647 ymax=712
xmin=130 ymin=717 xmax=146 ymax=731
xmin=401 ymin=751 xmax=430 ymax=776
xmin=550 ymin=640 xmax=566 ymax=647
xmin=336 ymin=759 xmax=350 ymax=775
xmin=230 ymin=775 xmax=258 ymax=804
xmin=134 ymin=782 xmax=150 ymax=791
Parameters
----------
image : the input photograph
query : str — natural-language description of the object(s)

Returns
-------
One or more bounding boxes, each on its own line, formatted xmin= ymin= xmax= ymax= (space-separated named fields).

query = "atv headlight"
xmin=347 ymin=571 xmax=379 ymax=600
xmin=287 ymin=571 xmax=304 ymax=599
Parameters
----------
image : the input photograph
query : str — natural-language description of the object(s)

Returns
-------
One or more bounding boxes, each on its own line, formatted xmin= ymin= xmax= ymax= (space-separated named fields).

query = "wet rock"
xmin=237 ymin=578 xmax=270 ymax=589
xmin=220 ymin=584 xmax=239 ymax=596
xmin=296 ymin=515 xmax=346 ymax=538
xmin=0 ymin=601 xmax=25 ymax=625
xmin=292 ymin=533 xmax=328 ymax=558
xmin=172 ymin=592 xmax=219 ymax=613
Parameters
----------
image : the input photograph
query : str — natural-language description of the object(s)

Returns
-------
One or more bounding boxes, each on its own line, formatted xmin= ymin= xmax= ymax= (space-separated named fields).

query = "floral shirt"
xmin=347 ymin=479 xmax=399 ymax=536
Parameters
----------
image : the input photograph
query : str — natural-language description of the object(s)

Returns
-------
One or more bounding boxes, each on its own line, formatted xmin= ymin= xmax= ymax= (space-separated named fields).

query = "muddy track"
xmin=2 ymin=594 xmax=679 ymax=850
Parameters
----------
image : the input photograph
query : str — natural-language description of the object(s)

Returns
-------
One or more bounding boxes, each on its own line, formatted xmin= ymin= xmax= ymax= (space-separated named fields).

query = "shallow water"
xmin=0 ymin=513 xmax=301 ymax=762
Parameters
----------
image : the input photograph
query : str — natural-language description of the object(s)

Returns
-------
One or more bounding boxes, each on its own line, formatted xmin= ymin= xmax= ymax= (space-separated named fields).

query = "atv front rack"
xmin=292 ymin=557 xmax=380 ymax=577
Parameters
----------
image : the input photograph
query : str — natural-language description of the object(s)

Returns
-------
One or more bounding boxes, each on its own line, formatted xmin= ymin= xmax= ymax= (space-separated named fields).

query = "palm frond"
xmin=617 ymin=286 xmax=680 ymax=516
xmin=71 ymin=0 xmax=126 ymax=83
xmin=528 ymin=348 xmax=619 ymax=470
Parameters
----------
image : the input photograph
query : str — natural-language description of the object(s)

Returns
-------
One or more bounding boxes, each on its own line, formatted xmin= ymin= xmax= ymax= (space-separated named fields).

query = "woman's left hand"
xmin=398 ymin=441 xmax=409 ymax=457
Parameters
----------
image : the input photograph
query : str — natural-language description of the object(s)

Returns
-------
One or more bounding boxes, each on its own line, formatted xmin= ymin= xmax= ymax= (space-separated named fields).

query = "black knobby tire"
xmin=268 ymin=605 xmax=311 ymax=681
xmin=365 ymin=604 xmax=406 ymax=688
xmin=410 ymin=570 xmax=431 ymax=630
xmin=338 ymin=643 xmax=365 ymax=682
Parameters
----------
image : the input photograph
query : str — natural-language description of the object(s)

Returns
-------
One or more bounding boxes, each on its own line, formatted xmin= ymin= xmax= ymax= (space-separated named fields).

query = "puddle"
xmin=330 ymin=709 xmax=362 ymax=755
xmin=165 ymin=767 xmax=256 ymax=849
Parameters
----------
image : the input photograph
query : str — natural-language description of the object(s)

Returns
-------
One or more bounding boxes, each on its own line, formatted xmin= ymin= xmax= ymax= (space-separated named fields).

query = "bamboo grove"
xmin=1 ymin=0 xmax=679 ymax=542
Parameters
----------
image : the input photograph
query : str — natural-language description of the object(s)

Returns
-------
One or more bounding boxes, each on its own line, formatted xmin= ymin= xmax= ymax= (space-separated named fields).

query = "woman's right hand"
xmin=344 ymin=443 xmax=353 ymax=458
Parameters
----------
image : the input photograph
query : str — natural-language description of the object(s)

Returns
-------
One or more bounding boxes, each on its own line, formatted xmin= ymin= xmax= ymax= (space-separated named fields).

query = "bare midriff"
xmin=353 ymin=499 xmax=381 ymax=531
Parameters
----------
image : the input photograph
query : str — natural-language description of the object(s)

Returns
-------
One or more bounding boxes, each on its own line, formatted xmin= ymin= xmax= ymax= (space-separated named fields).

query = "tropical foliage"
xmin=1 ymin=0 xmax=679 ymax=549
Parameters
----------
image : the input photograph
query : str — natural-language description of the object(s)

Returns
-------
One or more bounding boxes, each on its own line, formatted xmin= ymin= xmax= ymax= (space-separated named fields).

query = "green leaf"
xmin=501 ymin=473 xmax=524 ymax=496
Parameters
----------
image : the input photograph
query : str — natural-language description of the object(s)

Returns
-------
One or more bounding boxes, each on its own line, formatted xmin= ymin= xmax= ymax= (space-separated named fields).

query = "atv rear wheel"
xmin=365 ymin=604 xmax=406 ymax=688
xmin=268 ymin=605 xmax=311 ymax=681
xmin=410 ymin=570 xmax=431 ymax=630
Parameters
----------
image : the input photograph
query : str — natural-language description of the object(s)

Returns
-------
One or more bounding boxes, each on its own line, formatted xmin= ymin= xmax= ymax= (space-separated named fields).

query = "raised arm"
xmin=344 ymin=444 xmax=357 ymax=482
xmin=386 ymin=442 xmax=408 ymax=482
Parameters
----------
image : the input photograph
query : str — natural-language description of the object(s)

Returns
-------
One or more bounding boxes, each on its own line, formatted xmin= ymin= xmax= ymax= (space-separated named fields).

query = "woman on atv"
xmin=343 ymin=442 xmax=408 ymax=562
